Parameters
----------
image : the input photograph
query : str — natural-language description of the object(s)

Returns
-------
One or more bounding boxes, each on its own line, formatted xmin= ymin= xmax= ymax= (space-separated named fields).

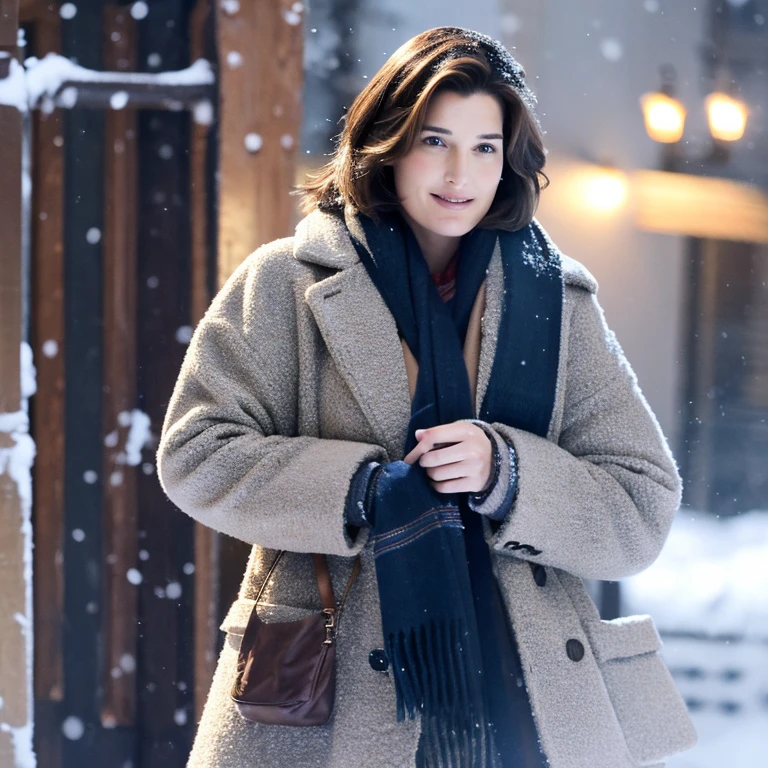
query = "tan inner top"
xmin=399 ymin=279 xmax=487 ymax=414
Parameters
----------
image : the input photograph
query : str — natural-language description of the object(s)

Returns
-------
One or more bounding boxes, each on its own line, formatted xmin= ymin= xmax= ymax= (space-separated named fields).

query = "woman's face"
xmin=389 ymin=90 xmax=505 ymax=249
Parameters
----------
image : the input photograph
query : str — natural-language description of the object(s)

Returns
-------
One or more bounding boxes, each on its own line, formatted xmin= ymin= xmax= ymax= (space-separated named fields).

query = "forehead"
xmin=423 ymin=90 xmax=503 ymax=130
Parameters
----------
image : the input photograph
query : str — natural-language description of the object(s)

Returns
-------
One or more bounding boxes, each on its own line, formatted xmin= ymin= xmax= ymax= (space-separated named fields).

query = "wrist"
xmin=470 ymin=427 xmax=500 ymax=501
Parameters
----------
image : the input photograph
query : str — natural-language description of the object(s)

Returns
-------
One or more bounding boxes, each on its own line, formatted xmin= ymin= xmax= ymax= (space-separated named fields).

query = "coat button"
xmin=566 ymin=639 xmax=585 ymax=662
xmin=525 ymin=546 xmax=542 ymax=556
xmin=369 ymin=649 xmax=389 ymax=672
xmin=532 ymin=564 xmax=547 ymax=587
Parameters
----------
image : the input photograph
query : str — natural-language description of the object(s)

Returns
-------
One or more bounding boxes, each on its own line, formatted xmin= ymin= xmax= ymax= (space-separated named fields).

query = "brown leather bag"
xmin=230 ymin=551 xmax=362 ymax=726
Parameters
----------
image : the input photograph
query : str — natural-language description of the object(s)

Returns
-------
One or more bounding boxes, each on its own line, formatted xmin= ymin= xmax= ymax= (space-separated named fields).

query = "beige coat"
xmin=157 ymin=207 xmax=697 ymax=767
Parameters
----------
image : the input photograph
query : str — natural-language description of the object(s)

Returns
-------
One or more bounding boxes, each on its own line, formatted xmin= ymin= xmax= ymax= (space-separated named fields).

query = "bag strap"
xmin=312 ymin=553 xmax=336 ymax=610
xmin=255 ymin=549 xmax=361 ymax=617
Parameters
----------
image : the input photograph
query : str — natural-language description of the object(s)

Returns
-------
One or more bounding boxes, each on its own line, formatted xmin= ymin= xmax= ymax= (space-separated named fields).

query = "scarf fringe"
xmin=386 ymin=618 xmax=498 ymax=768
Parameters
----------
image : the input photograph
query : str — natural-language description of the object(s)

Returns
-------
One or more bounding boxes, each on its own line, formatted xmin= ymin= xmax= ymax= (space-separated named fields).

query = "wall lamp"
xmin=640 ymin=63 xmax=748 ymax=172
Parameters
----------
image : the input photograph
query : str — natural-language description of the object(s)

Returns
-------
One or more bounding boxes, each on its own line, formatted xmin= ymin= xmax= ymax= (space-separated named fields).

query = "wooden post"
xmin=100 ymin=4 xmax=139 ymax=728
xmin=190 ymin=0 xmax=219 ymax=724
xmin=0 ymin=2 xmax=33 ymax=766
xmin=29 ymin=1 xmax=66 ymax=715
xmin=215 ymin=0 xmax=304 ymax=283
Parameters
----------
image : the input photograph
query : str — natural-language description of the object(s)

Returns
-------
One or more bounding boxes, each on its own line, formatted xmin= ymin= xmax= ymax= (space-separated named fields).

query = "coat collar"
xmin=292 ymin=204 xmax=599 ymax=293
xmin=293 ymin=205 xmax=596 ymax=459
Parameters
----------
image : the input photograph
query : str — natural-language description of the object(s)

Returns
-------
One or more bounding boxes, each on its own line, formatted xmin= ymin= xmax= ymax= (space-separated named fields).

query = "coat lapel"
xmin=304 ymin=264 xmax=412 ymax=461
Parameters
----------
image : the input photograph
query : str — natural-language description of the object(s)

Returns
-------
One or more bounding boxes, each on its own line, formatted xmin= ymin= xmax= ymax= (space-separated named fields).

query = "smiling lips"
xmin=432 ymin=193 xmax=473 ymax=209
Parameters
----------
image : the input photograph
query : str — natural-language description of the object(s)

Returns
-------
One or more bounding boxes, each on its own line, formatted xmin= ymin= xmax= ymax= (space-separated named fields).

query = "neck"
xmin=400 ymin=211 xmax=461 ymax=274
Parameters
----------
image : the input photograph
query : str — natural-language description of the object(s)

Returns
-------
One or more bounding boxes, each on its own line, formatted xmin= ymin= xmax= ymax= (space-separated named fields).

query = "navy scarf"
xmin=346 ymin=207 xmax=562 ymax=767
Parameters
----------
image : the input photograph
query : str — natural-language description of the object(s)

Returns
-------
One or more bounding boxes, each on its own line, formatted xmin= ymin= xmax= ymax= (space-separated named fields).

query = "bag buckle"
xmin=323 ymin=608 xmax=336 ymax=645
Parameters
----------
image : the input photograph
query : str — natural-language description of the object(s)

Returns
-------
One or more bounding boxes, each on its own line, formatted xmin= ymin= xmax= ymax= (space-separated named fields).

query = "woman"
xmin=157 ymin=26 xmax=697 ymax=768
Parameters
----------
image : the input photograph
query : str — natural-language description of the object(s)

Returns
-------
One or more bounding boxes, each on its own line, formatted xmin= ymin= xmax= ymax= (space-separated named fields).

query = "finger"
xmin=425 ymin=460 xmax=473 ymax=485
xmin=403 ymin=431 xmax=442 ymax=464
xmin=403 ymin=442 xmax=428 ymax=465
xmin=430 ymin=475 xmax=476 ymax=494
xmin=419 ymin=441 xmax=471 ymax=468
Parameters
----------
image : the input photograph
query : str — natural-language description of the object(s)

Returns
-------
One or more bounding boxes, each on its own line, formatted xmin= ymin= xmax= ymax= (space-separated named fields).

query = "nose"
xmin=444 ymin=149 xmax=469 ymax=188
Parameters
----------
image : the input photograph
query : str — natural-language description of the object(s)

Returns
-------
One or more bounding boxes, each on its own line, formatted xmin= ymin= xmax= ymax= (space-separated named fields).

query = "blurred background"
xmin=0 ymin=0 xmax=766 ymax=766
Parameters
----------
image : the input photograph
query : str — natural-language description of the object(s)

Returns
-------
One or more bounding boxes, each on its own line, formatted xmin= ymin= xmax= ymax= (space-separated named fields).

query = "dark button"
xmin=566 ymin=639 xmax=585 ymax=662
xmin=526 ymin=546 xmax=542 ymax=556
xmin=369 ymin=648 xmax=389 ymax=672
xmin=531 ymin=563 xmax=547 ymax=587
xmin=503 ymin=541 xmax=542 ymax=556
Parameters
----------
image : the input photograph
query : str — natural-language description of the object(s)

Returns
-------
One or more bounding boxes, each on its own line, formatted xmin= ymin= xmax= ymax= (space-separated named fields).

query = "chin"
xmin=432 ymin=217 xmax=481 ymax=237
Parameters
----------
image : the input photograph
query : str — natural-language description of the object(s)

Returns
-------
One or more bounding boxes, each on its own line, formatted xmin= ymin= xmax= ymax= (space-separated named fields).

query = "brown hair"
xmin=296 ymin=27 xmax=549 ymax=231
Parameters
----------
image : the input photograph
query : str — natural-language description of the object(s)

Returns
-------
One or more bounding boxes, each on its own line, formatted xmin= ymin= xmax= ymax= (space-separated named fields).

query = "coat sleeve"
xmin=155 ymin=241 xmax=388 ymax=556
xmin=486 ymin=285 xmax=682 ymax=581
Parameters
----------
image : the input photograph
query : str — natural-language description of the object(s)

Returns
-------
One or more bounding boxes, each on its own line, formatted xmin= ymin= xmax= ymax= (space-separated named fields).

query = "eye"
xmin=477 ymin=144 xmax=497 ymax=154
xmin=422 ymin=135 xmax=445 ymax=147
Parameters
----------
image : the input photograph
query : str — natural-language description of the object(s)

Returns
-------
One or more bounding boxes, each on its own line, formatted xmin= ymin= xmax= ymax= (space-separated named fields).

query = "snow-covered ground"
xmin=623 ymin=510 xmax=768 ymax=767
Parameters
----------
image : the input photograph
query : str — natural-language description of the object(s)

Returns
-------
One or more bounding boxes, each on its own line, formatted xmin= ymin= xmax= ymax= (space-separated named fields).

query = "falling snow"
xmin=221 ymin=0 xmax=240 ymax=15
xmin=500 ymin=14 xmax=521 ymax=36
xmin=193 ymin=99 xmax=214 ymax=126
xmin=600 ymin=38 xmax=623 ymax=62
xmin=110 ymin=90 xmax=129 ymax=110
xmin=226 ymin=51 xmax=243 ymax=69
xmin=58 ymin=85 xmax=78 ymax=108
xmin=244 ymin=132 xmax=263 ymax=153
xmin=59 ymin=3 xmax=77 ymax=20
xmin=130 ymin=2 xmax=149 ymax=21
xmin=61 ymin=716 xmax=84 ymax=740
xmin=176 ymin=326 xmax=194 ymax=345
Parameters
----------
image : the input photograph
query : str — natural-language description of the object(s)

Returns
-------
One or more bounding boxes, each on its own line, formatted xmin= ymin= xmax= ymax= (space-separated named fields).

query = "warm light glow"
xmin=705 ymin=92 xmax=748 ymax=142
xmin=640 ymin=92 xmax=686 ymax=143
xmin=579 ymin=167 xmax=629 ymax=214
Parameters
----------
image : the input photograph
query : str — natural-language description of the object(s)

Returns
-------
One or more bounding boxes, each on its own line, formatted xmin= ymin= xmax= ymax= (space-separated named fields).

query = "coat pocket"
xmin=590 ymin=614 xmax=697 ymax=766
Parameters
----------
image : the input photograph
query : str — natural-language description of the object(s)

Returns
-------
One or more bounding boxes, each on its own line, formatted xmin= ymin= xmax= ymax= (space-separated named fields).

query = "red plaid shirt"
xmin=430 ymin=252 xmax=458 ymax=302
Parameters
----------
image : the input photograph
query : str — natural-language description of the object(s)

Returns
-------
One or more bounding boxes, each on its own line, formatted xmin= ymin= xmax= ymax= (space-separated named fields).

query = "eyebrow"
xmin=421 ymin=124 xmax=503 ymax=140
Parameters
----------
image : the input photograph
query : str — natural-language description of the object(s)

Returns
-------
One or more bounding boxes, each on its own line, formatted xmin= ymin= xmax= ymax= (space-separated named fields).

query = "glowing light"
xmin=640 ymin=91 xmax=686 ymax=143
xmin=705 ymin=92 xmax=748 ymax=142
xmin=578 ymin=167 xmax=629 ymax=214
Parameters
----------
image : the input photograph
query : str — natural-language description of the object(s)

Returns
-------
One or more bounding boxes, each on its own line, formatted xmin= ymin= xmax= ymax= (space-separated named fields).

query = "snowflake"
xmin=520 ymin=224 xmax=560 ymax=278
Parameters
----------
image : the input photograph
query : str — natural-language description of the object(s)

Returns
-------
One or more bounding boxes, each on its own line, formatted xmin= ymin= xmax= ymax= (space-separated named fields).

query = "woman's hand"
xmin=402 ymin=421 xmax=493 ymax=494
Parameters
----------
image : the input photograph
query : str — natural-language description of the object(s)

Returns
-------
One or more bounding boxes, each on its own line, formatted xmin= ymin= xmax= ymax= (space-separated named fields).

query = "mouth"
xmin=431 ymin=193 xmax=473 ymax=209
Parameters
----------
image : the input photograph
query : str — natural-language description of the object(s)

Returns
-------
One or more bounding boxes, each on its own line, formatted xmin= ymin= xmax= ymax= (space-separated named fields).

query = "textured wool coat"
xmin=156 ymin=206 xmax=698 ymax=768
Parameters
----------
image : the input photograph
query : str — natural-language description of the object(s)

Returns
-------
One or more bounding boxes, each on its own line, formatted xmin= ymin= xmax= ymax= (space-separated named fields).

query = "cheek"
xmin=479 ymin=159 xmax=504 ymax=194
xmin=393 ymin=155 xmax=436 ymax=199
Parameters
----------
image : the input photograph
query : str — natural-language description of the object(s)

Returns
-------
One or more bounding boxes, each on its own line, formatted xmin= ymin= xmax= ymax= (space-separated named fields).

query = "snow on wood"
xmin=0 ymin=57 xmax=28 ymax=113
xmin=0 ymin=344 xmax=38 ymax=768
xmin=0 ymin=53 xmax=215 ymax=113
